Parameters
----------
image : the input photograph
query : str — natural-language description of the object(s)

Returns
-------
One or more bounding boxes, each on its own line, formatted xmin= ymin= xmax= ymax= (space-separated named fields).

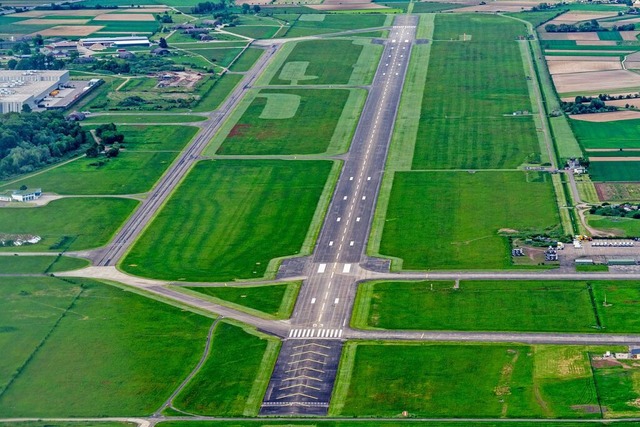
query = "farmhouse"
xmin=79 ymin=36 xmax=150 ymax=48
xmin=0 ymin=70 xmax=69 ymax=113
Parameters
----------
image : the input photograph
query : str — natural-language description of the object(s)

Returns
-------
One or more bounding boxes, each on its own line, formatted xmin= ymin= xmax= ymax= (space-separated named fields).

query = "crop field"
xmin=0 ymin=256 xmax=88 ymax=274
xmin=588 ymin=161 xmax=640 ymax=182
xmin=332 ymin=342 xmax=614 ymax=418
xmin=412 ymin=14 xmax=538 ymax=170
xmin=0 ymin=198 xmax=137 ymax=252
xmin=173 ymin=322 xmax=279 ymax=416
xmin=217 ymin=89 xmax=351 ymax=155
xmin=283 ymin=14 xmax=387 ymax=38
xmin=353 ymin=280 xmax=640 ymax=333
xmin=379 ymin=171 xmax=559 ymax=270
xmin=588 ymin=215 xmax=640 ymax=236
xmin=123 ymin=160 xmax=332 ymax=282
xmin=185 ymin=282 xmax=300 ymax=319
xmin=270 ymin=40 xmax=364 ymax=85
xmin=0 ymin=276 xmax=211 ymax=416
xmin=570 ymin=118 xmax=640 ymax=149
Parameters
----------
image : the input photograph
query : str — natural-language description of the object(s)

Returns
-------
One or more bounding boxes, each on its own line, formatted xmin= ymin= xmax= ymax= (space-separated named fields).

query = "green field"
xmin=83 ymin=114 xmax=206 ymax=124
xmin=185 ymin=282 xmax=300 ymax=319
xmin=115 ymin=125 xmax=198 ymax=151
xmin=227 ymin=25 xmax=280 ymax=39
xmin=589 ymin=161 xmax=640 ymax=182
xmin=271 ymin=40 xmax=364 ymax=85
xmin=588 ymin=214 xmax=640 ymax=236
xmin=123 ymin=160 xmax=332 ymax=282
xmin=594 ymin=358 xmax=640 ymax=417
xmin=192 ymin=73 xmax=243 ymax=112
xmin=284 ymin=14 xmax=387 ymax=38
xmin=158 ymin=422 xmax=640 ymax=427
xmin=217 ymin=89 xmax=351 ymax=155
xmin=598 ymin=31 xmax=623 ymax=41
xmin=177 ymin=47 xmax=243 ymax=67
xmin=570 ymin=118 xmax=640 ymax=149
xmin=0 ymin=198 xmax=137 ymax=252
xmin=412 ymin=14 xmax=538 ymax=169
xmin=0 ymin=256 xmax=88 ymax=274
xmin=230 ymin=48 xmax=264 ymax=72
xmin=0 ymin=276 xmax=211 ymax=416
xmin=332 ymin=342 xmax=610 ymax=418
xmin=353 ymin=280 xmax=640 ymax=333
xmin=379 ymin=171 xmax=560 ymax=270
xmin=173 ymin=322 xmax=279 ymax=416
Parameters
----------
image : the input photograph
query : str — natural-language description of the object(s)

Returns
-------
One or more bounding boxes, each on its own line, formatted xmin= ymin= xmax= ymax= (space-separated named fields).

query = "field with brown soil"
xmin=596 ymin=182 xmax=640 ymax=201
xmin=621 ymin=30 xmax=640 ymax=40
xmin=546 ymin=55 xmax=620 ymax=61
xmin=309 ymin=2 xmax=386 ymax=8
xmin=570 ymin=110 xmax=640 ymax=122
xmin=589 ymin=156 xmax=640 ymax=161
xmin=21 ymin=18 xmax=89 ymax=25
xmin=123 ymin=8 xmax=168 ymax=12
xmin=34 ymin=25 xmax=103 ymax=36
xmin=625 ymin=61 xmax=640 ymax=68
xmin=539 ymin=31 xmax=600 ymax=41
xmin=576 ymin=40 xmax=617 ymax=46
xmin=94 ymin=13 xmax=156 ymax=21
xmin=553 ymin=69 xmax=640 ymax=94
xmin=13 ymin=9 xmax=106 ymax=17
xmin=547 ymin=60 xmax=621 ymax=74
xmin=597 ymin=98 xmax=640 ymax=107
xmin=547 ymin=11 xmax=620 ymax=25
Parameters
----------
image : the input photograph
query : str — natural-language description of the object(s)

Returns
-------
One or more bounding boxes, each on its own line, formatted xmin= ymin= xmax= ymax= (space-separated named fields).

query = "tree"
xmin=241 ymin=3 xmax=250 ymax=13
xmin=19 ymin=185 xmax=27 ymax=191
xmin=7 ymin=59 xmax=17 ymax=70
xmin=21 ymin=104 xmax=31 ymax=113
xmin=159 ymin=37 xmax=169 ymax=48
xmin=252 ymin=4 xmax=261 ymax=13
xmin=33 ymin=34 xmax=43 ymax=47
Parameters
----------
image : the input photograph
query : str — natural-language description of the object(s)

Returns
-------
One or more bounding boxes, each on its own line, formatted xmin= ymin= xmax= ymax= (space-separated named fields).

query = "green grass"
xmin=226 ymin=25 xmax=280 ymax=39
xmin=115 ymin=125 xmax=198 ymax=151
xmin=229 ymin=47 xmax=264 ymax=72
xmin=0 ymin=198 xmax=138 ymax=252
xmin=158 ymin=422 xmax=640 ymax=427
xmin=271 ymin=40 xmax=363 ymax=85
xmin=379 ymin=171 xmax=560 ymax=270
xmin=83 ymin=114 xmax=206 ymax=124
xmin=217 ymin=89 xmax=351 ymax=155
xmin=123 ymin=160 xmax=332 ymax=282
xmin=332 ymin=342 xmax=607 ymax=418
xmin=506 ymin=10 xmax=564 ymax=28
xmin=173 ymin=322 xmax=279 ymax=416
xmin=576 ymin=264 xmax=609 ymax=272
xmin=570 ymin=118 xmax=640 ymax=149
xmin=0 ymin=256 xmax=88 ymax=274
xmin=354 ymin=280 xmax=640 ymax=333
xmin=284 ymin=14 xmax=386 ymax=38
xmin=598 ymin=31 xmax=623 ymax=41
xmin=0 ymin=276 xmax=212 ymax=416
xmin=589 ymin=161 xmax=640 ymax=182
xmin=185 ymin=282 xmax=300 ymax=319
xmin=193 ymin=73 xmax=243 ymax=112
xmin=412 ymin=14 xmax=538 ymax=169
xmin=177 ymin=47 xmax=243 ymax=67
xmin=87 ymin=19 xmax=159 ymax=34
xmin=593 ymin=359 xmax=640 ymax=417
xmin=588 ymin=214 xmax=640 ymax=236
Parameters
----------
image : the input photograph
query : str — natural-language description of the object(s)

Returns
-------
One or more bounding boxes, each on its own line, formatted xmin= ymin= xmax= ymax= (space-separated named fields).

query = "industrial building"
xmin=0 ymin=70 xmax=69 ymax=113
xmin=78 ymin=36 xmax=150 ymax=49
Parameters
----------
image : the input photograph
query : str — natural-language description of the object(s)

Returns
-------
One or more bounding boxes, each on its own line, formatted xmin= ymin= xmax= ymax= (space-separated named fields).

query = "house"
xmin=117 ymin=51 xmax=136 ymax=60
xmin=151 ymin=47 xmax=170 ymax=56
xmin=10 ymin=188 xmax=42 ymax=202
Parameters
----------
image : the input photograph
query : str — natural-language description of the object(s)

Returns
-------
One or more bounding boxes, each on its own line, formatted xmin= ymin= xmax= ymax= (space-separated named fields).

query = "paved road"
xmin=260 ymin=15 xmax=418 ymax=415
xmin=89 ymin=45 xmax=279 ymax=266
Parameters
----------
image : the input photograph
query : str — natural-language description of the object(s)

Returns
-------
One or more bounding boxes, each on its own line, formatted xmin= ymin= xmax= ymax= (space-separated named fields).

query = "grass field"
xmin=506 ymin=10 xmax=563 ymax=27
xmin=589 ymin=161 xmax=640 ymax=182
xmin=192 ymin=73 xmax=243 ymax=112
xmin=270 ymin=40 xmax=363 ymax=85
xmin=83 ymin=114 xmax=206 ymax=124
xmin=379 ymin=171 xmax=560 ymax=270
xmin=0 ymin=276 xmax=211 ymax=416
xmin=594 ymin=358 xmax=640 ymax=417
xmin=123 ymin=160 xmax=332 ymax=282
xmin=0 ymin=198 xmax=137 ymax=252
xmin=571 ymin=118 xmax=640 ymax=150
xmin=158 ymin=422 xmax=640 ymax=427
xmin=0 ymin=256 xmax=88 ymax=274
xmin=412 ymin=14 xmax=538 ymax=169
xmin=331 ymin=342 xmax=612 ymax=418
xmin=229 ymin=48 xmax=263 ymax=72
xmin=353 ymin=280 xmax=640 ymax=333
xmin=588 ymin=214 xmax=640 ymax=236
xmin=217 ymin=89 xmax=351 ymax=155
xmin=185 ymin=282 xmax=300 ymax=319
xmin=283 ymin=14 xmax=387 ymax=38
xmin=173 ymin=322 xmax=279 ymax=416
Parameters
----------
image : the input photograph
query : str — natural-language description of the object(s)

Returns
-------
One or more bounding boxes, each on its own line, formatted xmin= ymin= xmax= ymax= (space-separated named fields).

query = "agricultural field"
xmin=0 ymin=276 xmax=212 ymax=416
xmin=172 ymin=322 xmax=279 ymax=416
xmin=282 ymin=14 xmax=388 ymax=38
xmin=379 ymin=171 xmax=559 ymax=270
xmin=412 ymin=14 xmax=539 ymax=169
xmin=0 ymin=198 xmax=138 ymax=252
xmin=570 ymin=118 xmax=640 ymax=149
xmin=216 ymin=89 xmax=354 ymax=155
xmin=184 ymin=282 xmax=300 ymax=319
xmin=157 ymin=423 xmax=640 ymax=427
xmin=588 ymin=161 xmax=640 ymax=182
xmin=353 ymin=280 xmax=640 ymax=333
xmin=0 ymin=256 xmax=88 ymax=274
xmin=587 ymin=215 xmax=640 ymax=237
xmin=332 ymin=342 xmax=615 ymax=418
xmin=123 ymin=160 xmax=333 ymax=282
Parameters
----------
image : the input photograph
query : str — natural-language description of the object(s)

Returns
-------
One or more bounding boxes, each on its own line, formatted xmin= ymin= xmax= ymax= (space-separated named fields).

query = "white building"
xmin=78 ymin=36 xmax=150 ymax=48
xmin=0 ymin=188 xmax=42 ymax=202
xmin=0 ymin=70 xmax=69 ymax=113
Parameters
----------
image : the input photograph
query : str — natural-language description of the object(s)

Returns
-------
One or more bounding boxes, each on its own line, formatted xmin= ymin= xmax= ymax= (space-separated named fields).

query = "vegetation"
xmin=0 ymin=111 xmax=87 ymax=179
xmin=173 ymin=322 xmax=279 ymax=416
xmin=589 ymin=161 xmax=640 ymax=182
xmin=588 ymin=214 xmax=640 ymax=236
xmin=158 ymin=423 xmax=640 ymax=427
xmin=589 ymin=202 xmax=640 ymax=218
xmin=0 ymin=276 xmax=211 ymax=416
xmin=123 ymin=160 xmax=332 ymax=281
xmin=379 ymin=171 xmax=560 ymax=270
xmin=283 ymin=14 xmax=387 ymax=38
xmin=571 ymin=118 xmax=640 ymax=149
xmin=0 ymin=256 xmax=88 ymax=274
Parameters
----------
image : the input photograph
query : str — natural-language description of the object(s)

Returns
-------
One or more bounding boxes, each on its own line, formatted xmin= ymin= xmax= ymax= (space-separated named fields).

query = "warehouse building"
xmin=0 ymin=70 xmax=69 ymax=113
xmin=78 ymin=36 xmax=150 ymax=49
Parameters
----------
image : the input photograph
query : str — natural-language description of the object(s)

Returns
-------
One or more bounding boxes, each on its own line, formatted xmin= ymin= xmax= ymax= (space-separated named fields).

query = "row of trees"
xmin=87 ymin=123 xmax=123 ymax=158
xmin=590 ymin=203 xmax=640 ymax=219
xmin=0 ymin=111 xmax=87 ymax=178
xmin=560 ymin=98 xmax=618 ymax=115
xmin=545 ymin=19 xmax=635 ymax=32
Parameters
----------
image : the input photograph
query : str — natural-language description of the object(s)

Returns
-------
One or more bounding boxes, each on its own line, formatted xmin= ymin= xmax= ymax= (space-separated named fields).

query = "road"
xmin=260 ymin=15 xmax=418 ymax=415
xmin=89 ymin=45 xmax=279 ymax=266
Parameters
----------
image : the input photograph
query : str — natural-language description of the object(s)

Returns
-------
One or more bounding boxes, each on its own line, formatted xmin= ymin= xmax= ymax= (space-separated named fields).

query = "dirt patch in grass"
xmin=571 ymin=404 xmax=602 ymax=413
xmin=592 ymin=358 xmax=622 ymax=368
xmin=228 ymin=123 xmax=250 ymax=138
xmin=570 ymin=111 xmax=640 ymax=122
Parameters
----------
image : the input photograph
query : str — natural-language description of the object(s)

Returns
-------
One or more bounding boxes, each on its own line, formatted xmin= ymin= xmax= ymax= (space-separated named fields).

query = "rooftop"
xmin=0 ymin=70 xmax=68 ymax=104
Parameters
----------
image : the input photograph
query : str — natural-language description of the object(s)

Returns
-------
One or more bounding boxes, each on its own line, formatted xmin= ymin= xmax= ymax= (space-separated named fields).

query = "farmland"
xmin=412 ymin=14 xmax=538 ymax=170
xmin=123 ymin=160 xmax=333 ymax=282
xmin=283 ymin=14 xmax=388 ymax=38
xmin=0 ymin=276 xmax=212 ymax=416
xmin=216 ymin=89 xmax=354 ymax=155
xmin=0 ymin=198 xmax=138 ymax=252
xmin=353 ymin=280 xmax=640 ymax=333
xmin=588 ymin=161 xmax=640 ymax=182
xmin=158 ymin=423 xmax=640 ymax=427
xmin=172 ymin=322 xmax=279 ymax=416
xmin=379 ymin=171 xmax=560 ymax=270
xmin=331 ymin=342 xmax=613 ymax=418
xmin=587 ymin=215 xmax=640 ymax=236
xmin=571 ymin=118 xmax=640 ymax=149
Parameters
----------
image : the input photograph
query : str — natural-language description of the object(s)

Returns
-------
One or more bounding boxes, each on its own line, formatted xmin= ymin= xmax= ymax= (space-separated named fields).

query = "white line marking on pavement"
xmin=317 ymin=264 xmax=326 ymax=273
xmin=343 ymin=263 xmax=351 ymax=273
xmin=311 ymin=298 xmax=316 ymax=304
